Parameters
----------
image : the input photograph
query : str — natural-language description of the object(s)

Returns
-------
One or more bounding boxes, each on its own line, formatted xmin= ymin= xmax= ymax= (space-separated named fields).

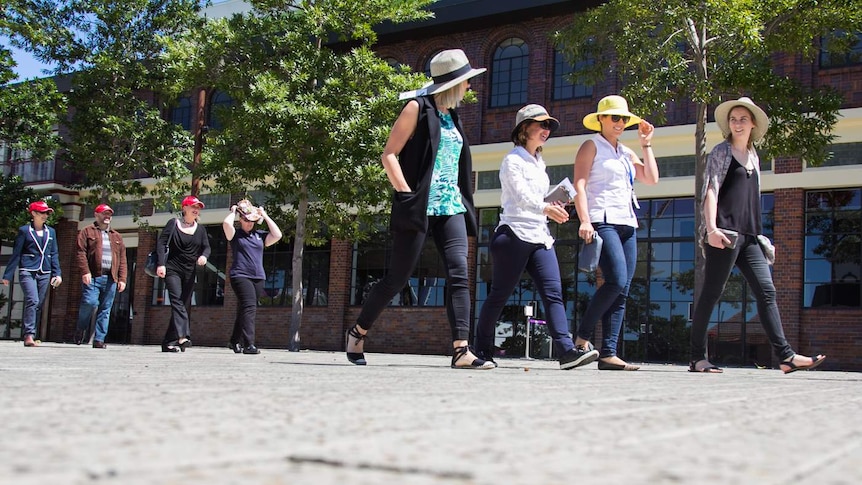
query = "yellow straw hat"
xmin=582 ymin=95 xmax=642 ymax=131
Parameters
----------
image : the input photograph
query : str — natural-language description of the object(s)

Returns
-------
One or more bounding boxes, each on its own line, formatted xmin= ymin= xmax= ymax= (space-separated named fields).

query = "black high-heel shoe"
xmin=345 ymin=325 xmax=367 ymax=366
xmin=451 ymin=345 xmax=495 ymax=370
xmin=162 ymin=344 xmax=180 ymax=353
xmin=178 ymin=339 xmax=192 ymax=352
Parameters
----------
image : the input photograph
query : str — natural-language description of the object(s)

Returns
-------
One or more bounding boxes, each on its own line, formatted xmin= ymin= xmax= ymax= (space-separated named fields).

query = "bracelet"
xmin=642 ymin=144 xmax=652 ymax=148
xmin=707 ymin=228 xmax=719 ymax=235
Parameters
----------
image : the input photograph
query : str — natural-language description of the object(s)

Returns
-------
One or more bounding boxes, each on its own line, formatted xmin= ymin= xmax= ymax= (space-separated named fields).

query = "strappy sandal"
xmin=780 ymin=354 xmax=826 ymax=374
xmin=688 ymin=360 xmax=723 ymax=373
xmin=451 ymin=345 xmax=495 ymax=370
xmin=345 ymin=325 xmax=367 ymax=366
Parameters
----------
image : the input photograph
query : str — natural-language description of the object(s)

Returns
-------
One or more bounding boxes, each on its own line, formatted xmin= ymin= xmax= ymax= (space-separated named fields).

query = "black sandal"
xmin=451 ymin=345 xmax=495 ymax=370
xmin=780 ymin=354 xmax=826 ymax=374
xmin=345 ymin=325 xmax=367 ymax=366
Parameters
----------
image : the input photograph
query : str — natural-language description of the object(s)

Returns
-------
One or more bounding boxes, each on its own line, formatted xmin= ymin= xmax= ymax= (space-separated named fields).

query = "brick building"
xmin=2 ymin=0 xmax=861 ymax=370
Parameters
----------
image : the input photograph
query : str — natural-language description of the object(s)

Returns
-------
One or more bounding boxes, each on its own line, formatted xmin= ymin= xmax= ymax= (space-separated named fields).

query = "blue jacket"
xmin=2 ymin=224 xmax=62 ymax=281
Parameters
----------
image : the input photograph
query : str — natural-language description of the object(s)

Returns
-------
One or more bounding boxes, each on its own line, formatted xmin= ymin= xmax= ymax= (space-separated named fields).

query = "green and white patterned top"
xmin=427 ymin=111 xmax=466 ymax=216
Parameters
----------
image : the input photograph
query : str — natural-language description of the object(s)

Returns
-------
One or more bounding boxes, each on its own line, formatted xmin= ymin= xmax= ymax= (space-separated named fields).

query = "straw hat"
xmin=236 ymin=199 xmax=261 ymax=223
xmin=511 ymin=104 xmax=560 ymax=143
xmin=399 ymin=49 xmax=486 ymax=100
xmin=714 ymin=97 xmax=769 ymax=142
xmin=582 ymin=95 xmax=642 ymax=131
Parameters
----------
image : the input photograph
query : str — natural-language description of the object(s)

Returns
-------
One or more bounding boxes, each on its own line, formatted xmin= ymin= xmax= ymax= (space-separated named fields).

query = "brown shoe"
xmin=92 ymin=341 xmax=107 ymax=349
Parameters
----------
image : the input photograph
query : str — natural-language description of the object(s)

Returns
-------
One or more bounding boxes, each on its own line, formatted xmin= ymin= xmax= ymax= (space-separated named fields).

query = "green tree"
xmin=555 ymin=0 xmax=862 ymax=299
xmin=12 ymin=0 xmax=203 ymax=209
xmin=2 ymin=2 xmax=64 ymax=170
xmin=162 ymin=0 xmax=434 ymax=350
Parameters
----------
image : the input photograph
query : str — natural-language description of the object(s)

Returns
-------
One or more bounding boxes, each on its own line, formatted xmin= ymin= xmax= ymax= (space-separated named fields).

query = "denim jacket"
xmin=2 ymin=224 xmax=61 ymax=281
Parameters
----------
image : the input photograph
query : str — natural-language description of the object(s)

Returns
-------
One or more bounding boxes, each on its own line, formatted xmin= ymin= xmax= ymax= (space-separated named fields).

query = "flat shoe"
xmin=597 ymin=359 xmax=639 ymax=371
xmin=689 ymin=360 xmax=723 ymax=373
xmin=161 ymin=344 xmax=180 ymax=353
xmin=781 ymin=354 xmax=826 ymax=374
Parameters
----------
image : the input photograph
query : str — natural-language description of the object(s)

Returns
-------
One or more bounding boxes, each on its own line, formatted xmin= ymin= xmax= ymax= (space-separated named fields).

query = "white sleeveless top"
xmin=585 ymin=134 xmax=639 ymax=228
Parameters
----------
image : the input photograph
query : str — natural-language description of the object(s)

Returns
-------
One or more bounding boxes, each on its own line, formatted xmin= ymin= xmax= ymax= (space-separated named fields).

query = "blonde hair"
xmin=433 ymin=81 xmax=467 ymax=110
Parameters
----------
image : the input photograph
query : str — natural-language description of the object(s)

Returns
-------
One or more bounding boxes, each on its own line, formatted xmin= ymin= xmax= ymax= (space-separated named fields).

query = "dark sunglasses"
xmin=607 ymin=114 xmax=630 ymax=124
xmin=534 ymin=120 xmax=554 ymax=130
xmin=34 ymin=210 xmax=50 ymax=214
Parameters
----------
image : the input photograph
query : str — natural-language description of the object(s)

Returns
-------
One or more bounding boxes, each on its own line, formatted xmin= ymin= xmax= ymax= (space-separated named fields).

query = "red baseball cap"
xmin=181 ymin=195 xmax=205 ymax=208
xmin=95 ymin=204 xmax=114 ymax=215
xmin=29 ymin=201 xmax=54 ymax=213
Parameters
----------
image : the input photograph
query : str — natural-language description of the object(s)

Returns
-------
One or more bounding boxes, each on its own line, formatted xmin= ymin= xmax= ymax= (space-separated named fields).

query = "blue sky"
xmin=5 ymin=43 xmax=56 ymax=80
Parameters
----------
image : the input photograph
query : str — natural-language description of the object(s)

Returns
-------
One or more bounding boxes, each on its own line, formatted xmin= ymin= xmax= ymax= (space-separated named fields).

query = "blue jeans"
xmin=475 ymin=225 xmax=574 ymax=356
xmin=690 ymin=234 xmax=793 ymax=362
xmin=19 ymin=271 xmax=51 ymax=337
xmin=577 ymin=223 xmax=637 ymax=358
xmin=357 ymin=214 xmax=471 ymax=341
xmin=76 ymin=275 xmax=118 ymax=342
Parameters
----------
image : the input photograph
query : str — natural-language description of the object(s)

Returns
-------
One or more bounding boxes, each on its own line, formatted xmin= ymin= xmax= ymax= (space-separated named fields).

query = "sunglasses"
xmin=606 ymin=115 xmax=631 ymax=124
xmin=534 ymin=120 xmax=554 ymax=130
xmin=34 ymin=210 xmax=50 ymax=214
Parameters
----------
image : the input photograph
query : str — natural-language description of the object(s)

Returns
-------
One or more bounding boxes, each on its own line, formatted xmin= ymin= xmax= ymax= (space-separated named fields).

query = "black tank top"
xmin=716 ymin=157 xmax=761 ymax=236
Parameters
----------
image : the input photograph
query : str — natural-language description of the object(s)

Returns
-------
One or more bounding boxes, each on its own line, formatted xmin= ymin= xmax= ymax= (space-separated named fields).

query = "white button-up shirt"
xmin=497 ymin=146 xmax=555 ymax=249
xmin=586 ymin=134 xmax=640 ymax=228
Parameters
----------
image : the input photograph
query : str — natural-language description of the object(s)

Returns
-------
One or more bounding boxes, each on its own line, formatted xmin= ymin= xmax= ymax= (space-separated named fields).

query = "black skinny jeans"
xmin=357 ymin=214 xmax=471 ymax=342
xmin=162 ymin=270 xmax=196 ymax=345
xmin=690 ymin=234 xmax=794 ymax=362
xmin=230 ymin=276 xmax=263 ymax=347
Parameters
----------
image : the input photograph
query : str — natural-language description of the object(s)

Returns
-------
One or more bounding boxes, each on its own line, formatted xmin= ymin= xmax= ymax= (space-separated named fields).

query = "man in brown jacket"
xmin=74 ymin=204 xmax=127 ymax=348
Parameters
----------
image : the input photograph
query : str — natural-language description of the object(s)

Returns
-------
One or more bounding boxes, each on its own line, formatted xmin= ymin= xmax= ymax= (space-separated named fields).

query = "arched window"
xmin=490 ymin=38 xmax=528 ymax=108
xmin=170 ymin=96 xmax=192 ymax=131
xmin=553 ymin=50 xmax=593 ymax=100
xmin=208 ymin=91 xmax=233 ymax=131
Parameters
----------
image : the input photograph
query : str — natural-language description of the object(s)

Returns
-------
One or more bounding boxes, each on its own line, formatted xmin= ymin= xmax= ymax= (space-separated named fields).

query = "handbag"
xmin=145 ymin=224 xmax=174 ymax=277
xmin=578 ymin=233 xmax=603 ymax=273
xmin=756 ymin=234 xmax=775 ymax=265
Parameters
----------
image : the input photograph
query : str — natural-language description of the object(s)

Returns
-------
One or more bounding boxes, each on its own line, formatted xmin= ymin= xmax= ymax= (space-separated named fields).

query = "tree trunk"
xmin=287 ymin=181 xmax=309 ymax=351
xmin=190 ymin=87 xmax=209 ymax=196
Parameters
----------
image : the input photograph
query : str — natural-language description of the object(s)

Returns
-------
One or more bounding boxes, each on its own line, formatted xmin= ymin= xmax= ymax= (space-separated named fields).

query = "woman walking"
xmin=345 ymin=48 xmax=493 ymax=369
xmin=572 ymin=95 xmax=658 ymax=371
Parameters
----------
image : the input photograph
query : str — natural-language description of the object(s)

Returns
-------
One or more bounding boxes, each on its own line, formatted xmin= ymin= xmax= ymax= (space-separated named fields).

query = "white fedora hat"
xmin=399 ymin=49 xmax=485 ymax=100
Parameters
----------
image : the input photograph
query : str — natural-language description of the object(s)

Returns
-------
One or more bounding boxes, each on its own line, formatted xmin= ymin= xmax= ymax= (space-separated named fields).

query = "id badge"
xmin=631 ymin=190 xmax=641 ymax=210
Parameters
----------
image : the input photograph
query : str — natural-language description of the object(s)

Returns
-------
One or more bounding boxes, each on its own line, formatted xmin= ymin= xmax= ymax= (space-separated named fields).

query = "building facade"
xmin=2 ymin=0 xmax=861 ymax=370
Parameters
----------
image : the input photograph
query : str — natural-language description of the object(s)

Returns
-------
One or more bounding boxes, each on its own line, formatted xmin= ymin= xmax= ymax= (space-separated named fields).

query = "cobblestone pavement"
xmin=1 ymin=341 xmax=860 ymax=485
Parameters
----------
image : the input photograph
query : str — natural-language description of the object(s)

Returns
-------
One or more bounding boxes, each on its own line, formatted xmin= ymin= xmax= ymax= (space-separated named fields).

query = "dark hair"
xmin=513 ymin=121 xmax=543 ymax=153
xmin=724 ymin=105 xmax=756 ymax=149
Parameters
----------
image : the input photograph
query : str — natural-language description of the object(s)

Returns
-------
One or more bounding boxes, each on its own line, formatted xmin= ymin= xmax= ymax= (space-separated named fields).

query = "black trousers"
xmin=356 ymin=214 xmax=471 ymax=342
xmin=691 ymin=234 xmax=794 ymax=362
xmin=162 ymin=270 xmax=196 ymax=345
xmin=230 ymin=276 xmax=263 ymax=346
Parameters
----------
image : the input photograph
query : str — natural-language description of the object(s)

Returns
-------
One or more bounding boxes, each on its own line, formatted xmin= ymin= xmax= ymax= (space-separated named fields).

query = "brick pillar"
xmin=131 ymin=227 xmax=158 ymax=344
xmin=772 ymin=188 xmax=804 ymax=363
xmin=47 ymin=218 xmax=80 ymax=342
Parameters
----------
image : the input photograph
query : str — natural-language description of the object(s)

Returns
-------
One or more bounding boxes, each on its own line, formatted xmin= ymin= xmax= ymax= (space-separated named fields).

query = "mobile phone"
xmin=720 ymin=229 xmax=739 ymax=249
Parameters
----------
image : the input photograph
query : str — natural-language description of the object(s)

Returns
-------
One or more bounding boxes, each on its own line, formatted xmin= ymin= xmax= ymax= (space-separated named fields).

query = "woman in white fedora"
xmin=572 ymin=95 xmax=658 ymax=371
xmin=345 ymin=48 xmax=494 ymax=369
xmin=689 ymin=97 xmax=826 ymax=373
